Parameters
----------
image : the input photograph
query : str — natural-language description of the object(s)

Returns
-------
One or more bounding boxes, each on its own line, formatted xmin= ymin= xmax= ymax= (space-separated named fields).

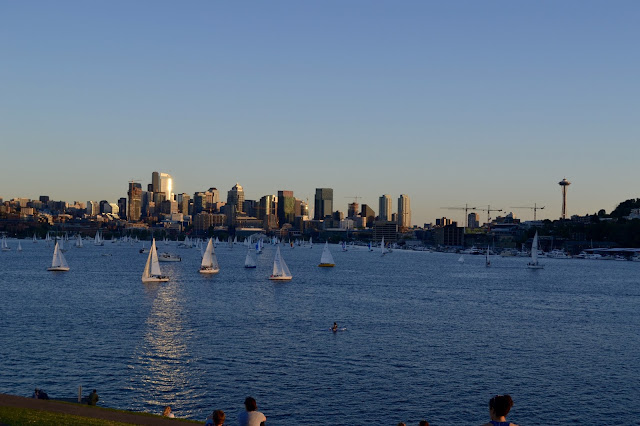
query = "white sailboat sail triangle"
xmin=142 ymin=239 xmax=169 ymax=282
xmin=319 ymin=242 xmax=335 ymax=267
xmin=527 ymin=231 xmax=544 ymax=269
xmin=269 ymin=246 xmax=292 ymax=280
xmin=48 ymin=241 xmax=70 ymax=271
xmin=200 ymin=238 xmax=220 ymax=274
xmin=245 ymin=247 xmax=257 ymax=268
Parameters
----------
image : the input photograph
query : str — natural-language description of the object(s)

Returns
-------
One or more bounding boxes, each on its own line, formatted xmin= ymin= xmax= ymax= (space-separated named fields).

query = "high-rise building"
xmin=398 ymin=194 xmax=411 ymax=229
xmin=117 ymin=198 xmax=127 ymax=219
xmin=86 ymin=201 xmax=99 ymax=216
xmin=127 ymin=182 xmax=142 ymax=221
xmin=178 ymin=193 xmax=190 ymax=215
xmin=361 ymin=204 xmax=375 ymax=227
xmin=314 ymin=188 xmax=333 ymax=220
xmin=257 ymin=195 xmax=276 ymax=221
xmin=152 ymin=171 xmax=174 ymax=201
xmin=379 ymin=194 xmax=392 ymax=221
xmin=467 ymin=212 xmax=479 ymax=229
xmin=278 ymin=190 xmax=295 ymax=226
xmin=227 ymin=183 xmax=245 ymax=213
xmin=348 ymin=202 xmax=359 ymax=218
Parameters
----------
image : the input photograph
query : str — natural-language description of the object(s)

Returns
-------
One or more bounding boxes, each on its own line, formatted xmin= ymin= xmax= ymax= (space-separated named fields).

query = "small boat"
xmin=381 ymin=237 xmax=386 ymax=256
xmin=458 ymin=255 xmax=464 ymax=263
xmin=47 ymin=241 xmax=70 ymax=271
xmin=158 ymin=252 xmax=181 ymax=262
xmin=17 ymin=241 xmax=22 ymax=252
xmin=1 ymin=236 xmax=10 ymax=251
xmin=32 ymin=234 xmax=38 ymax=243
xmin=485 ymin=245 xmax=491 ymax=267
xmin=75 ymin=235 xmax=84 ymax=248
xmin=309 ymin=237 xmax=313 ymax=249
xmin=368 ymin=242 xmax=373 ymax=252
xmin=318 ymin=242 xmax=335 ymax=267
xmin=269 ymin=246 xmax=292 ymax=281
xmin=341 ymin=241 xmax=348 ymax=252
xmin=139 ymin=242 xmax=147 ymax=253
xmin=527 ymin=231 xmax=544 ymax=269
xmin=94 ymin=231 xmax=104 ymax=246
xmin=200 ymin=238 xmax=220 ymax=274
xmin=141 ymin=239 xmax=169 ymax=283
xmin=244 ymin=246 xmax=257 ymax=269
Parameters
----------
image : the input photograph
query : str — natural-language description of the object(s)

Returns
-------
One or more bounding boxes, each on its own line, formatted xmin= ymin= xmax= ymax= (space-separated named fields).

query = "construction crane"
xmin=344 ymin=196 xmax=362 ymax=203
xmin=510 ymin=203 xmax=545 ymax=221
xmin=476 ymin=205 xmax=503 ymax=224
xmin=440 ymin=204 xmax=477 ymax=228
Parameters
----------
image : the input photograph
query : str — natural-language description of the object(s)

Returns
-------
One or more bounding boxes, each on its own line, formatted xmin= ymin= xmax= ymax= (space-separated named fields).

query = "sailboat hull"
xmin=142 ymin=276 xmax=170 ymax=283
xmin=318 ymin=263 xmax=335 ymax=267
xmin=527 ymin=263 xmax=544 ymax=269
xmin=244 ymin=265 xmax=257 ymax=269
xmin=47 ymin=267 xmax=70 ymax=272
xmin=269 ymin=275 xmax=292 ymax=281
xmin=199 ymin=267 xmax=220 ymax=274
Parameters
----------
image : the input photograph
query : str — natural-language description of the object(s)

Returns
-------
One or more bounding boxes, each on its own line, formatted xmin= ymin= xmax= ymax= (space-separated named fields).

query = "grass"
xmin=0 ymin=405 xmax=202 ymax=425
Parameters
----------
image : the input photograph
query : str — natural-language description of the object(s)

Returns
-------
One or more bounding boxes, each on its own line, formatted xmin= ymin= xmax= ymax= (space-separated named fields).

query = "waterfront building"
xmin=278 ymin=190 xmax=295 ymax=226
xmin=373 ymin=220 xmax=398 ymax=242
xmin=398 ymin=194 xmax=411 ymax=229
xmin=227 ymin=183 xmax=244 ymax=213
xmin=127 ymin=182 xmax=142 ymax=221
xmin=257 ymin=195 xmax=276 ymax=221
xmin=178 ymin=193 xmax=190 ymax=215
xmin=379 ymin=195 xmax=392 ymax=221
xmin=86 ymin=201 xmax=99 ymax=216
xmin=314 ymin=188 xmax=333 ymax=220
xmin=243 ymin=199 xmax=257 ymax=217
xmin=468 ymin=212 xmax=479 ymax=229
xmin=434 ymin=223 xmax=464 ymax=247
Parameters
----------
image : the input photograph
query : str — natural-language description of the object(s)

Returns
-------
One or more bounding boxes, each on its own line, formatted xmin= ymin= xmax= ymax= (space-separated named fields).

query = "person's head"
xmin=419 ymin=421 xmax=429 ymax=426
xmin=397 ymin=423 xmax=406 ymax=426
xmin=489 ymin=394 xmax=514 ymax=418
xmin=244 ymin=396 xmax=257 ymax=412
xmin=92 ymin=389 xmax=97 ymax=393
xmin=212 ymin=409 xmax=225 ymax=425
xmin=163 ymin=406 xmax=172 ymax=416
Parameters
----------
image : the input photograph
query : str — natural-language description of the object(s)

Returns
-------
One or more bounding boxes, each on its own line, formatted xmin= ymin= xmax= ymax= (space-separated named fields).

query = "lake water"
xmin=1 ymin=239 xmax=639 ymax=425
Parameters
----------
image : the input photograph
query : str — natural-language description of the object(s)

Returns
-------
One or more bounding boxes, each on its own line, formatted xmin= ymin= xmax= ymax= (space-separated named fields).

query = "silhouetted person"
xmin=88 ymin=389 xmax=99 ymax=406
xmin=332 ymin=322 xmax=338 ymax=332
xmin=482 ymin=394 xmax=518 ymax=426
xmin=419 ymin=421 xmax=429 ymax=426
xmin=238 ymin=396 xmax=266 ymax=426
xmin=205 ymin=409 xmax=226 ymax=425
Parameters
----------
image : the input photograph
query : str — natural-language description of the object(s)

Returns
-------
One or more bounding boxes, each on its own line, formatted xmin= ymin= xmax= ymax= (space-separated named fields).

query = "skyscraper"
xmin=227 ymin=183 xmax=245 ymax=213
xmin=398 ymin=194 xmax=411 ymax=229
xmin=379 ymin=194 xmax=392 ymax=221
xmin=314 ymin=188 xmax=333 ymax=220
xmin=278 ymin=190 xmax=295 ymax=226
xmin=361 ymin=204 xmax=376 ymax=227
xmin=152 ymin=171 xmax=174 ymax=201
xmin=127 ymin=182 xmax=142 ymax=221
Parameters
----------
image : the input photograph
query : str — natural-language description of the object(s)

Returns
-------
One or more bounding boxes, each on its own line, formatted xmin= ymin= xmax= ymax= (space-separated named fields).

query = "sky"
xmin=1 ymin=1 xmax=639 ymax=226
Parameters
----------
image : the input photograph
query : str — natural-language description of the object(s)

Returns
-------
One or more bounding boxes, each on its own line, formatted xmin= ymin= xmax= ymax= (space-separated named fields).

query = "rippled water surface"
xmin=1 ymin=240 xmax=639 ymax=424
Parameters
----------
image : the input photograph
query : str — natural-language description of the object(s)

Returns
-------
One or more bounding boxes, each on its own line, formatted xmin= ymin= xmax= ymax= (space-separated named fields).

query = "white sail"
xmin=200 ymin=238 xmax=220 ymax=274
xmin=319 ymin=242 xmax=335 ymax=266
xmin=94 ymin=231 xmax=104 ymax=246
xmin=1 ymin=236 xmax=9 ymax=251
xmin=17 ymin=241 xmax=22 ymax=252
xmin=142 ymin=239 xmax=169 ymax=282
xmin=48 ymin=241 xmax=69 ymax=271
xmin=75 ymin=235 xmax=83 ymax=248
xmin=270 ymin=246 xmax=292 ymax=280
xmin=33 ymin=234 xmax=37 ymax=243
xmin=309 ymin=236 xmax=313 ymax=249
xmin=527 ymin=231 xmax=544 ymax=269
xmin=458 ymin=255 xmax=464 ymax=263
xmin=381 ymin=237 xmax=386 ymax=256
xmin=245 ymin=247 xmax=257 ymax=268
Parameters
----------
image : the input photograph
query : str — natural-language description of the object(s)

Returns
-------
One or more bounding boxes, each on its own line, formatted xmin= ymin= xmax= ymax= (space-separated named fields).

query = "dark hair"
xmin=419 ymin=421 xmax=429 ymax=426
xmin=489 ymin=394 xmax=514 ymax=417
xmin=244 ymin=396 xmax=257 ymax=411
xmin=212 ymin=409 xmax=225 ymax=425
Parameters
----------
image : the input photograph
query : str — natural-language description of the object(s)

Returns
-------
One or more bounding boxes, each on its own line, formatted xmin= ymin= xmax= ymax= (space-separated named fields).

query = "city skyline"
xmin=2 ymin=2 xmax=639 ymax=225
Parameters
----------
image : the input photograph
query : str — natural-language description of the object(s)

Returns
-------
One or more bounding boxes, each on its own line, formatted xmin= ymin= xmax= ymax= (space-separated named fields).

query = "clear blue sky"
xmin=1 ymin=1 xmax=639 ymax=225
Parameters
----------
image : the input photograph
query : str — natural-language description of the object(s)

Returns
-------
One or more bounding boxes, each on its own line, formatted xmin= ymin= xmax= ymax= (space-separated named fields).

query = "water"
xmin=1 ymin=240 xmax=639 ymax=424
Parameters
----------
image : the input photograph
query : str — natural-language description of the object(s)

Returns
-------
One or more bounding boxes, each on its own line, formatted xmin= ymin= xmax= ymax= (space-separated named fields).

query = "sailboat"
xmin=527 ymin=231 xmax=544 ymax=269
xmin=269 ymin=245 xmax=292 ymax=281
xmin=485 ymin=245 xmax=491 ymax=267
xmin=32 ymin=234 xmax=38 ymax=243
xmin=75 ymin=235 xmax=84 ymax=248
xmin=244 ymin=246 xmax=257 ymax=268
xmin=200 ymin=238 xmax=220 ymax=274
xmin=17 ymin=241 xmax=22 ymax=252
xmin=341 ymin=241 xmax=348 ymax=252
xmin=1 ymin=236 xmax=10 ymax=251
xmin=47 ymin=241 xmax=70 ymax=271
xmin=458 ymin=255 xmax=464 ymax=263
xmin=381 ymin=237 xmax=386 ymax=256
xmin=318 ymin=242 xmax=335 ymax=267
xmin=94 ymin=231 xmax=104 ymax=246
xmin=309 ymin=237 xmax=313 ymax=249
xmin=368 ymin=242 xmax=373 ymax=252
xmin=141 ymin=238 xmax=169 ymax=282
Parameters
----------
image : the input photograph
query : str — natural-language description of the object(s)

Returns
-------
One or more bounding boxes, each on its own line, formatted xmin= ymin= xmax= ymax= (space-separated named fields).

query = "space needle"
xmin=559 ymin=178 xmax=571 ymax=219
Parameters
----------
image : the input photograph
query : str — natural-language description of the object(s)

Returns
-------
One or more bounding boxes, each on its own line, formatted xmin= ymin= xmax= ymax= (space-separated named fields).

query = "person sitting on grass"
xmin=482 ymin=394 xmax=518 ymax=426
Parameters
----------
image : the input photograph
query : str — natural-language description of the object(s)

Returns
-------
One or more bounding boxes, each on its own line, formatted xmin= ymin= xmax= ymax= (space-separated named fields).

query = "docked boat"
xmin=527 ymin=232 xmax=544 ymax=269
xmin=47 ymin=241 xmax=70 ymax=271
xmin=158 ymin=252 xmax=181 ymax=262
xmin=200 ymin=238 xmax=220 ymax=274
xmin=269 ymin=246 xmax=292 ymax=281
xmin=319 ymin=242 xmax=335 ymax=267
xmin=141 ymin=239 xmax=169 ymax=283
xmin=547 ymin=249 xmax=571 ymax=259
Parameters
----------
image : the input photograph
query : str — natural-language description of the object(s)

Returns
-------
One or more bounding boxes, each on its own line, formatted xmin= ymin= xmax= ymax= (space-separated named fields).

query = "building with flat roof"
xmin=379 ymin=195 xmax=392 ymax=221
xmin=314 ymin=188 xmax=333 ymax=220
